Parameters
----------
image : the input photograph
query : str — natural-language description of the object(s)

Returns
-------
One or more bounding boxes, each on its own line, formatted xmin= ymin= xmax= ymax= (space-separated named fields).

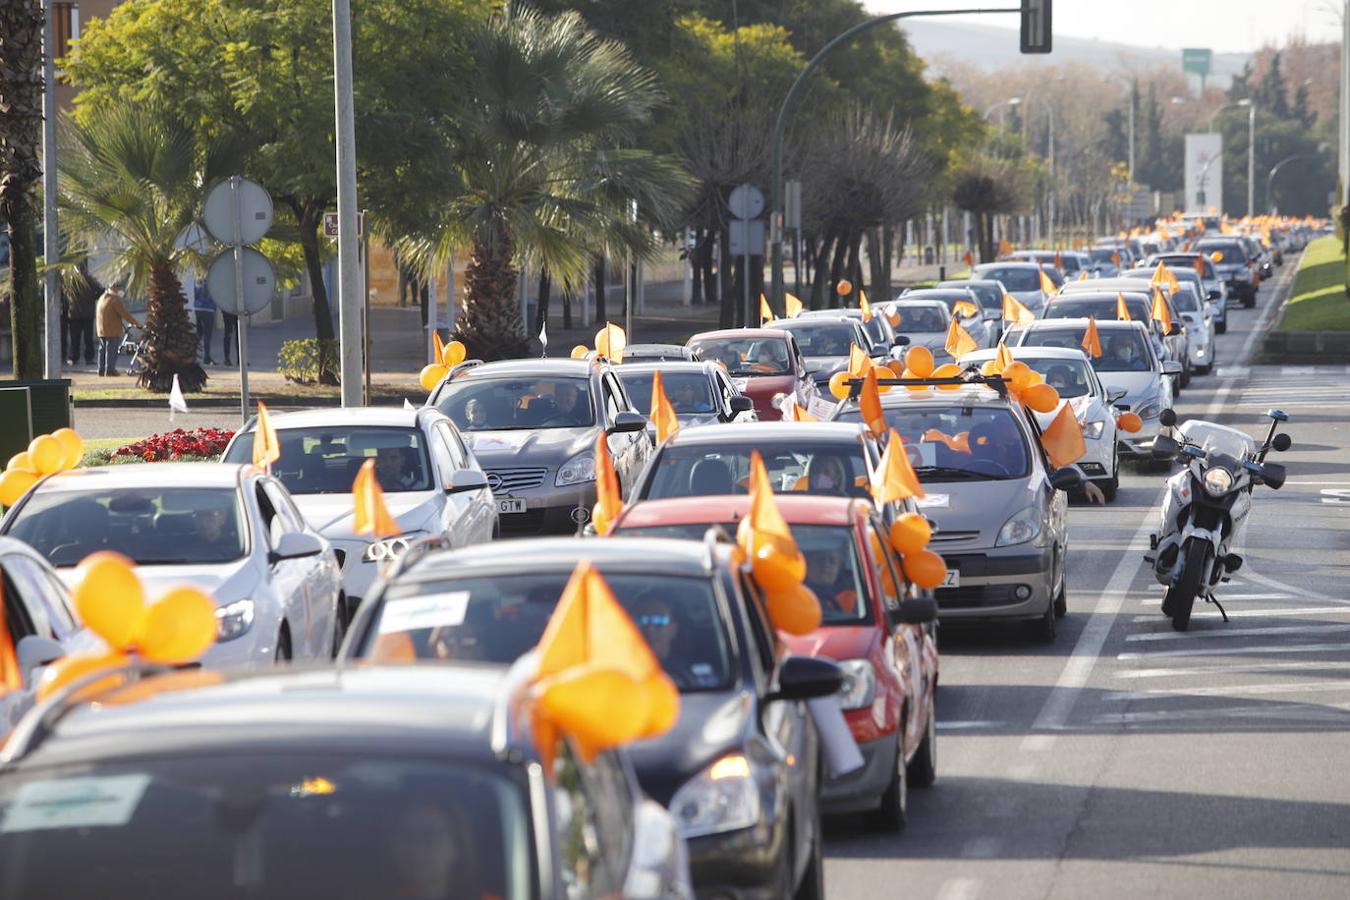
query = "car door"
xmin=603 ymin=372 xmax=649 ymax=493
xmin=255 ymin=480 xmax=324 ymax=659
xmin=871 ymin=519 xmax=935 ymax=758
xmin=422 ymin=423 xmax=465 ymax=544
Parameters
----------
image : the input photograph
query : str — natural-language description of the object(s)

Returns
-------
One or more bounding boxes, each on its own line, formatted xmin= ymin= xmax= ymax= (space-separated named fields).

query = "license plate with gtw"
xmin=497 ymin=498 xmax=526 ymax=514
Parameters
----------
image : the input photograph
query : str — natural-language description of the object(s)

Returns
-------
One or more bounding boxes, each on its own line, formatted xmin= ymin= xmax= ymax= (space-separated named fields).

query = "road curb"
xmin=1257 ymin=244 xmax=1349 ymax=364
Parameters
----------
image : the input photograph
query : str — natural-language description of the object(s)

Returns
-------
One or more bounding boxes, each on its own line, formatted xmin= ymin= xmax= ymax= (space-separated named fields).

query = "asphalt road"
xmin=824 ymin=261 xmax=1350 ymax=897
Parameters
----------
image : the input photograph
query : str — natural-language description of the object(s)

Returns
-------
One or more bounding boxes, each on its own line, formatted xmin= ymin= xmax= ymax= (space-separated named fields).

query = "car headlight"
xmin=996 ymin=506 xmax=1043 ymax=546
xmin=1202 ymin=467 xmax=1233 ymax=497
xmin=1082 ymin=419 xmax=1106 ymax=440
xmin=555 ymin=451 xmax=596 ymax=487
xmin=1135 ymin=398 xmax=1163 ymax=420
xmin=215 ymin=598 xmax=255 ymax=642
xmin=669 ymin=755 xmax=760 ymax=839
xmin=837 ymin=659 xmax=876 ymax=710
xmin=361 ymin=532 xmax=422 ymax=563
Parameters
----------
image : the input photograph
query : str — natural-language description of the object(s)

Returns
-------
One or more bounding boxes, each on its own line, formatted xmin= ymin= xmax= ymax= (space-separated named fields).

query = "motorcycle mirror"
xmin=1271 ymin=433 xmax=1292 ymax=452
xmin=1261 ymin=462 xmax=1287 ymax=490
xmin=1151 ymin=434 xmax=1180 ymax=459
xmin=1266 ymin=408 xmax=1289 ymax=423
xmin=1159 ymin=408 xmax=1178 ymax=427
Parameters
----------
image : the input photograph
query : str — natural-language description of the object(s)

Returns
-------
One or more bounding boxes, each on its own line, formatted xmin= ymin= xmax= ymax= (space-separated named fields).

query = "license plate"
xmin=497 ymin=498 xmax=526 ymax=514
xmin=940 ymin=569 xmax=960 ymax=589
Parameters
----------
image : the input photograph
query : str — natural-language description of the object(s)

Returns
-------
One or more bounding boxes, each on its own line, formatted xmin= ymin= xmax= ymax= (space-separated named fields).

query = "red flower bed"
xmin=113 ymin=428 xmax=236 ymax=462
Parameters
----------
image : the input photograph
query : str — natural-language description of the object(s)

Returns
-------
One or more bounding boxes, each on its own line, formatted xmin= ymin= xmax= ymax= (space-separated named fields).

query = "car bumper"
xmin=1070 ymin=431 xmax=1115 ymax=481
xmin=496 ymin=482 xmax=596 ymax=536
xmin=933 ymin=546 xmax=1055 ymax=620
xmin=1117 ymin=417 xmax=1163 ymax=458
xmin=820 ymin=733 xmax=895 ymax=814
xmin=686 ymin=820 xmax=787 ymax=900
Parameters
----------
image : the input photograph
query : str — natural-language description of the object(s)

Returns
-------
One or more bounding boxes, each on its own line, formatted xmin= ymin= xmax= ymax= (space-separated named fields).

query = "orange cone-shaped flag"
xmin=859 ymin=289 xmax=873 ymax=322
xmin=1151 ymin=262 xmax=1179 ymax=295
xmin=1038 ymin=268 xmax=1057 ymax=296
xmin=1053 ymin=251 xmax=1063 ymax=269
xmin=848 ymin=342 xmax=873 ymax=378
xmin=998 ymin=239 xmax=1013 ymax=258
xmin=1040 ymin=403 xmax=1087 ymax=469
xmin=953 ymin=299 xmax=979 ymax=319
xmin=1151 ymin=287 xmax=1173 ymax=332
xmin=872 ymin=430 xmax=925 ymax=502
xmin=650 ymin=370 xmax=680 ymax=444
xmin=1002 ymin=293 xmax=1035 ymax=325
xmin=352 ymin=459 xmax=401 ymax=538
xmin=1116 ymin=293 xmax=1131 ymax=321
xmin=994 ymin=342 xmax=1015 ymax=374
xmin=759 ymin=293 xmax=773 ymax=324
xmin=859 ymin=368 xmax=886 ymax=437
xmin=592 ymin=433 xmax=623 ymax=535
xmin=945 ymin=316 xmax=978 ymax=358
xmin=252 ymin=402 xmax=281 ymax=469
xmin=785 ymin=293 xmax=803 ymax=318
xmin=1081 ymin=316 xmax=1103 ymax=358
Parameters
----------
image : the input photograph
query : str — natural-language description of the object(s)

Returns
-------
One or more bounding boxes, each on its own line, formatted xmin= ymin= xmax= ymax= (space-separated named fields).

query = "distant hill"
xmin=901 ymin=19 xmax=1250 ymax=85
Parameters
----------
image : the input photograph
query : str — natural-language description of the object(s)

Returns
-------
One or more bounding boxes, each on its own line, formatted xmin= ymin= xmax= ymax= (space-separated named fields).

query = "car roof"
xmin=1052 ymin=288 xmax=1151 ymax=301
xmin=452 ymin=358 xmax=599 ymax=380
xmin=260 ymin=407 xmax=427 ymax=429
xmin=781 ymin=313 xmax=858 ymax=323
xmin=689 ymin=328 xmax=790 ymax=342
xmin=618 ymin=495 xmax=867 ymax=529
xmin=7 ymin=665 xmax=524 ymax=767
xmin=893 ymin=298 xmax=947 ymax=308
xmin=614 ymin=360 xmax=714 ymax=375
xmin=960 ymin=346 xmax=1091 ymax=363
xmin=1018 ymin=317 xmax=1146 ymax=333
xmin=30 ymin=463 xmax=250 ymax=493
xmin=666 ymin=421 xmax=868 ymax=445
xmin=876 ymin=382 xmax=1013 ymax=408
xmin=903 ymin=288 xmax=972 ymax=298
xmin=975 ymin=261 xmax=1040 ymax=269
xmin=938 ymin=278 xmax=1002 ymax=287
xmin=402 ymin=535 xmax=731 ymax=581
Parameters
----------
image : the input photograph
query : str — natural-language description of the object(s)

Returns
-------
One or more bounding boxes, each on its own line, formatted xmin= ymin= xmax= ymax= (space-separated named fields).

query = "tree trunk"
xmin=718 ymin=228 xmax=735 ymax=328
xmin=533 ymin=268 xmax=551 ymax=340
xmin=882 ymin=223 xmax=894 ymax=297
xmin=593 ymin=255 xmax=607 ymax=323
xmin=291 ymin=199 xmax=338 ymax=353
xmin=562 ymin=282 xmax=573 ymax=330
xmin=866 ymin=228 xmax=886 ymax=306
xmin=699 ymin=228 xmax=718 ymax=310
xmin=455 ymin=234 xmax=526 ymax=361
xmin=137 ymin=260 xmax=207 ymax=392
xmin=809 ymin=235 xmax=832 ymax=310
xmin=845 ymin=232 xmax=863 ymax=308
xmin=827 ymin=234 xmax=848 ymax=308
xmin=690 ymin=228 xmax=705 ymax=305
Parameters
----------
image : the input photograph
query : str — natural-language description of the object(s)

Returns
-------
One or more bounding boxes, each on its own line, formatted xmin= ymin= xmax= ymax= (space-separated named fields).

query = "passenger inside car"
xmin=1104 ymin=334 xmax=1147 ymax=370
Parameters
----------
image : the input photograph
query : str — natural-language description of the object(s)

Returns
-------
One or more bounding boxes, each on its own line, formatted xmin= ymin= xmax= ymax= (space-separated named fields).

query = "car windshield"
xmin=1023 ymin=358 xmax=1095 ymax=399
xmin=1045 ymin=297 xmax=1147 ymax=323
xmin=643 ymin=441 xmax=871 ymax=500
xmin=436 ymin=377 xmax=594 ymax=431
xmin=1170 ymin=288 xmax=1201 ymax=312
xmin=618 ymin=524 xmax=871 ymax=626
xmin=1198 ymin=242 xmax=1248 ymax=264
xmin=863 ymin=316 xmax=888 ymax=347
xmin=772 ymin=321 xmax=858 ymax=357
xmin=892 ymin=305 xmax=946 ymax=332
xmin=1021 ymin=328 xmax=1153 ymax=373
xmin=838 ymin=408 xmax=1030 ymax=480
xmin=363 ymin=572 xmax=734 ymax=692
xmin=957 ymin=284 xmax=1004 ymax=310
xmin=687 ymin=337 xmax=791 ymax=376
xmin=1156 ymin=256 xmax=1215 ymax=279
xmin=8 ymin=487 xmax=246 ymax=567
xmin=619 ymin=371 xmax=716 ymax=415
xmin=223 ymin=426 xmax=433 ymax=494
xmin=0 ymin=754 xmax=533 ymax=899
xmin=1179 ymin=420 xmax=1256 ymax=461
xmin=975 ymin=267 xmax=1040 ymax=291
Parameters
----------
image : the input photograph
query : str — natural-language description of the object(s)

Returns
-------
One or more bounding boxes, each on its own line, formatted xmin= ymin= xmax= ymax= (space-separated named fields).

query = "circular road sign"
xmin=727 ymin=183 xmax=765 ymax=221
xmin=207 ymin=248 xmax=276 ymax=317
xmin=203 ymin=177 xmax=273 ymax=246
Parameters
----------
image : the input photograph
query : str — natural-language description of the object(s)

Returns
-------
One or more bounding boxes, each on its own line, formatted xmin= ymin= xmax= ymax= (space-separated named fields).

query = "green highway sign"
xmin=1182 ymin=47 xmax=1212 ymax=77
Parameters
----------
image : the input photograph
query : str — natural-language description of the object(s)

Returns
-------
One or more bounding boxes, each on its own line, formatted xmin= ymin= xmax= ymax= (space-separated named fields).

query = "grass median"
xmin=1277 ymin=236 xmax=1350 ymax=332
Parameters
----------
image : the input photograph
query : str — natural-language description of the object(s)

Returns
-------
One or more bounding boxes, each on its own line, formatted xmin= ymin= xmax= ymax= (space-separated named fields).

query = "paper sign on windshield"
xmin=1 ymin=775 xmax=150 ymax=833
xmin=916 ymin=493 xmax=950 ymax=509
xmin=378 ymin=592 xmax=471 ymax=633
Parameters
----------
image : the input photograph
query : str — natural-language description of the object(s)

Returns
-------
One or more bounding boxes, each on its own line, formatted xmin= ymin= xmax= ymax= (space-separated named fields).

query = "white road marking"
xmin=1105 ymin=680 xmax=1350 ymax=701
xmin=1119 ymin=640 xmax=1350 ymax=661
xmin=1136 ymin=592 xmax=1295 ymax=605
xmin=1019 ymin=734 xmax=1055 ymax=753
xmin=1124 ymin=623 xmax=1350 ymax=643
xmin=1092 ymin=704 xmax=1350 ymax=725
xmin=1130 ymin=606 xmax=1342 ymax=622
xmin=936 ymin=877 xmax=982 ymax=900
xmin=937 ymin=720 xmax=1004 ymax=731
xmin=1116 ymin=659 xmax=1350 ymax=679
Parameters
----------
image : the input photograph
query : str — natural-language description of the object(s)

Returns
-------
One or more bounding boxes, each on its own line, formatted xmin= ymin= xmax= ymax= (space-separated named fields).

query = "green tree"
xmin=0 ymin=0 xmax=44 ymax=378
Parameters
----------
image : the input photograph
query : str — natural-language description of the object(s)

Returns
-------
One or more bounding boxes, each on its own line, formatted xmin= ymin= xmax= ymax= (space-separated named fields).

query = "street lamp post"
xmin=331 ymin=0 xmax=363 ymax=407
xmin=41 ymin=0 xmax=60 ymax=379
xmin=768 ymin=5 xmax=1022 ymax=310
xmin=1208 ymin=99 xmax=1255 ymax=218
xmin=1266 ymin=147 xmax=1330 ymax=215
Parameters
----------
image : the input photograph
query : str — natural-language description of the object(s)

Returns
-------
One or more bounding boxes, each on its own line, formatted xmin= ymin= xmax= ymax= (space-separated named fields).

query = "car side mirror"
xmin=729 ymin=395 xmax=754 ymax=414
xmin=1159 ymin=408 xmax=1178 ymax=427
xmin=1152 ymin=434 xmax=1180 ymax=459
xmin=16 ymin=634 xmax=63 ymax=686
xmin=1167 ymin=322 xmax=1183 ymax=336
xmin=1207 ymin=289 xmax=1221 ymax=301
xmin=888 ymin=594 xmax=938 ymax=627
xmin=892 ymin=335 xmax=910 ymax=347
xmin=271 ymin=531 xmax=325 ymax=562
xmin=608 ymin=411 xmax=647 ymax=434
xmin=769 ymin=655 xmax=844 ymax=703
xmin=1162 ymin=360 xmax=1184 ymax=376
xmin=1049 ymin=467 xmax=1082 ymax=491
xmin=446 ymin=468 xmax=488 ymax=494
xmin=1271 ymin=433 xmax=1292 ymax=452
xmin=1107 ymin=389 xmax=1127 ymax=403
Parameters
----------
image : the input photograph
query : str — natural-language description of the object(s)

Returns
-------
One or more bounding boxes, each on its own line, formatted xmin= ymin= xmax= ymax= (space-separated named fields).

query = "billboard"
xmin=1184 ymin=133 xmax=1223 ymax=214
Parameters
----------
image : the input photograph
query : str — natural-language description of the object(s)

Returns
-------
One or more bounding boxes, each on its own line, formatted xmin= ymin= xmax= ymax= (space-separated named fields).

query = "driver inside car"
xmin=1105 ymin=334 xmax=1147 ymax=371
xmin=549 ymin=381 xmax=588 ymax=426
xmin=970 ymin=417 xmax=1023 ymax=472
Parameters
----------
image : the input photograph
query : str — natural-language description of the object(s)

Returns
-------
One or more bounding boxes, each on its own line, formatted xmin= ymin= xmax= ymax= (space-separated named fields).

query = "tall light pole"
xmin=984 ymin=96 xmax=1022 ymax=123
xmin=41 ymin=0 xmax=60 ymax=379
xmin=1342 ymin=0 xmax=1350 ymax=207
xmin=1243 ymin=99 xmax=1255 ymax=217
xmin=331 ymin=0 xmax=362 ymax=407
xmin=1266 ymin=145 xmax=1330 ymax=215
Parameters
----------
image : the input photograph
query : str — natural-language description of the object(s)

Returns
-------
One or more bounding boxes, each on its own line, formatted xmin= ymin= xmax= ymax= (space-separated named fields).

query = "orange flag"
xmin=859 ymin=368 xmax=886 ymax=437
xmin=1053 ymin=251 xmax=1063 ymax=269
xmin=0 ymin=578 xmax=21 ymax=695
xmin=595 ymin=322 xmax=626 ymax=363
xmin=1041 ymin=403 xmax=1087 ymax=469
xmin=433 ymin=331 xmax=445 ymax=367
xmin=1002 ymin=293 xmax=1035 ymax=325
xmin=252 ymin=402 xmax=280 ymax=469
xmin=922 ymin=428 xmax=972 ymax=454
xmin=872 ymin=429 xmax=924 ymax=501
xmin=1081 ymin=316 xmax=1103 ymax=358
xmin=1076 ymin=270 xmax=1090 ymax=281
xmin=759 ymin=293 xmax=773 ymax=324
xmin=1110 ymin=252 xmax=1121 ymax=268
xmin=953 ymin=299 xmax=979 ymax=319
xmin=995 ymin=342 xmax=1015 ymax=373
xmin=1151 ymin=287 xmax=1173 ymax=332
xmin=962 ymin=250 xmax=974 ymax=267
xmin=788 ymin=399 xmax=818 ymax=422
xmin=859 ymin=289 xmax=873 ymax=322
xmin=592 ymin=433 xmax=623 ymax=534
xmin=848 ymin=342 xmax=872 ymax=378
xmin=1151 ymin=262 xmax=1179 ymax=295
xmin=352 ymin=459 xmax=401 ymax=538
xmin=785 ymin=293 xmax=803 ymax=318
xmin=997 ymin=239 xmax=1013 ymax=258
xmin=1116 ymin=293 xmax=1131 ymax=321
xmin=1192 ymin=256 xmax=1206 ymax=274
xmin=1038 ymin=268 xmax=1057 ymax=296
xmin=650 ymin=370 xmax=680 ymax=444
xmin=945 ymin=316 xmax=978 ymax=358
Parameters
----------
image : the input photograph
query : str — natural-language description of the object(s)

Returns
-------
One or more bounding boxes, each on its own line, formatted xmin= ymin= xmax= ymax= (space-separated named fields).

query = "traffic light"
xmin=1020 ymin=0 xmax=1052 ymax=54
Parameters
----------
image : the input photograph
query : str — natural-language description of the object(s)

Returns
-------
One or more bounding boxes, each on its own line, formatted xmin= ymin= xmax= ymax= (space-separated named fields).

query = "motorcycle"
xmin=1146 ymin=407 xmax=1292 ymax=631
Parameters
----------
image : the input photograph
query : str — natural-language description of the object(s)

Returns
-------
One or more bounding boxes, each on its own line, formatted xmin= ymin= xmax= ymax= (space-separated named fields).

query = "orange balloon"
xmin=1003 ymin=361 xmax=1035 ymax=392
xmin=890 ymin=513 xmax=932 ymax=555
xmin=752 ymin=541 xmax=807 ymax=594
xmin=36 ymin=649 xmax=130 ymax=702
xmin=836 ymin=279 xmax=854 ymax=296
xmin=52 ymin=428 xmax=84 ymax=469
xmin=72 ymin=551 xmax=146 ymax=650
xmin=828 ymin=371 xmax=851 ymax=400
xmin=138 ymin=586 xmax=217 ymax=663
xmin=6 ymin=451 xmax=34 ymax=473
xmin=766 ymin=582 xmax=823 ymax=636
xmin=536 ymin=668 xmax=646 ymax=760
xmin=1022 ymin=383 xmax=1061 ymax=413
xmin=886 ymin=360 xmax=906 ymax=377
xmin=0 ymin=468 xmax=37 ymax=506
xmin=441 ymin=339 xmax=467 ymax=367
xmin=418 ymin=363 xmax=449 ymax=392
xmin=931 ymin=363 xmax=962 ymax=390
xmin=28 ymin=435 xmax=64 ymax=475
xmin=570 ymin=344 xmax=589 ymax=360
xmin=903 ymin=549 xmax=948 ymax=590
xmin=1117 ymin=412 xmax=1143 ymax=434
xmin=905 ymin=346 xmax=935 ymax=378
xmin=980 ymin=360 xmax=1002 ymax=377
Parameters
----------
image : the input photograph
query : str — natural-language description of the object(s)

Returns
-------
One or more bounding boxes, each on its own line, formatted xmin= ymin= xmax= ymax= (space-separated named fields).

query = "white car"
xmin=0 ymin=537 xmax=97 ymax=739
xmin=961 ymin=346 xmax=1122 ymax=500
xmin=899 ymin=287 xmax=994 ymax=349
xmin=222 ymin=407 xmax=497 ymax=613
xmin=1 ymin=464 xmax=344 ymax=667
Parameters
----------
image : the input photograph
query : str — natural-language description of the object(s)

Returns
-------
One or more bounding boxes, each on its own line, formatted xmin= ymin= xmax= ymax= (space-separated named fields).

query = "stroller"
xmin=119 ymin=325 xmax=148 ymax=374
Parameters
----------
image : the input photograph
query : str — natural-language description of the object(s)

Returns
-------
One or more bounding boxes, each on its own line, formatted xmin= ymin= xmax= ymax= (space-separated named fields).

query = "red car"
xmin=613 ymin=494 xmax=939 ymax=831
xmin=686 ymin=328 xmax=819 ymax=420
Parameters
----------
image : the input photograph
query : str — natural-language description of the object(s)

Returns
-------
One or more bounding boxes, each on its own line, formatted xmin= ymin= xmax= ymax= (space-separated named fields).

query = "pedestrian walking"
xmin=67 ymin=269 xmax=100 ymax=366
xmin=222 ymin=311 xmax=239 ymax=366
xmin=95 ymin=282 xmax=141 ymax=376
xmin=193 ymin=281 xmax=217 ymax=365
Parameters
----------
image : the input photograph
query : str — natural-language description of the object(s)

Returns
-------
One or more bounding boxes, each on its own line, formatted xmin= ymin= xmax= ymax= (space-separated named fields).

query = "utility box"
xmin=0 ymin=379 xmax=72 ymax=455
xmin=0 ymin=386 xmax=35 ymax=462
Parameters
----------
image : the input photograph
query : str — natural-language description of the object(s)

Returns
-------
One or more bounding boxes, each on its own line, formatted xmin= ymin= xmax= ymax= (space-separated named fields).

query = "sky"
xmin=862 ymin=0 xmax=1343 ymax=54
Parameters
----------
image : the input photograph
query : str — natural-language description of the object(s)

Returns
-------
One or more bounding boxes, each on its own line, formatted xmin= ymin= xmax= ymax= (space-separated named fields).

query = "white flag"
xmin=169 ymin=374 xmax=189 ymax=420
xmin=539 ymin=318 xmax=548 ymax=357
xmin=403 ymin=398 xmax=415 ymax=411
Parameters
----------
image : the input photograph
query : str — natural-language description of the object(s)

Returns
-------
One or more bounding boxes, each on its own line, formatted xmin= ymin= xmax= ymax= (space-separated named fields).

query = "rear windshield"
xmin=1154 ymin=256 xmax=1215 ymax=279
xmin=836 ymin=408 xmax=1030 ymax=480
xmin=363 ymin=572 xmax=734 ymax=692
xmin=643 ymin=441 xmax=870 ymax=501
xmin=222 ymin=426 xmax=433 ymax=494
xmin=1020 ymin=327 xmax=1152 ymax=372
xmin=1196 ymin=242 xmax=1248 ymax=264
xmin=619 ymin=371 xmax=716 ymax=415
xmin=687 ymin=337 xmax=791 ymax=377
xmin=939 ymin=283 xmax=1002 ymax=310
xmin=974 ymin=267 xmax=1039 ymax=291
xmin=435 ymin=377 xmax=594 ymax=431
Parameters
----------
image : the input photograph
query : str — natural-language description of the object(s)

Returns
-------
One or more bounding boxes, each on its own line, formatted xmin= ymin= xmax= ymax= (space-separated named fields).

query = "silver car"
xmin=797 ymin=306 xmax=902 ymax=358
xmin=898 ymin=288 xmax=993 ymax=348
xmin=767 ymin=315 xmax=880 ymax=391
xmin=1 ymin=463 xmax=344 ymax=666
xmin=1045 ymin=285 xmax=1189 ymax=391
xmin=936 ymin=279 xmax=1008 ymax=342
xmin=890 ymin=299 xmax=955 ymax=364
xmin=972 ymin=262 xmax=1050 ymax=316
xmin=222 ymin=407 xmax=497 ymax=613
xmin=1119 ymin=264 xmax=1226 ymax=342
xmin=1140 ymin=253 xmax=1229 ymax=332
xmin=615 ymin=360 xmax=757 ymax=430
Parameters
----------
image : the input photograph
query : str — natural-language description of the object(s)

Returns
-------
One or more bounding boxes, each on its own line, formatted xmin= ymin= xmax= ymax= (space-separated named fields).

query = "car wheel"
xmin=275 ymin=626 xmax=292 ymax=663
xmin=1181 ymin=359 xmax=1192 ymax=388
xmin=871 ymin=727 xmax=909 ymax=832
xmin=794 ymin=807 xmax=825 ymax=900
xmin=907 ymin=700 xmax=937 ymax=788
xmin=1053 ymin=566 xmax=1068 ymax=618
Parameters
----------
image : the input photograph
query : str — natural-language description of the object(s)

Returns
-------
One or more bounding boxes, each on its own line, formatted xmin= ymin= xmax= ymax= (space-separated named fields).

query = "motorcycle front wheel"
xmin=1167 ymin=538 xmax=1212 ymax=631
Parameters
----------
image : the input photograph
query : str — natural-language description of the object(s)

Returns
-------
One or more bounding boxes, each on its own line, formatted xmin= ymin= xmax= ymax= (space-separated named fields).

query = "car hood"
xmin=462 ymin=427 xmax=593 ymax=466
xmin=1033 ymin=395 xmax=1103 ymax=429
xmin=626 ymin=689 xmax=751 ymax=805
xmin=292 ymin=492 xmax=441 ymax=539
xmin=918 ymin=477 xmax=1043 ymax=544
xmin=56 ymin=559 xmax=257 ymax=609
xmin=733 ymin=375 xmax=799 ymax=419
xmin=784 ymin=625 xmax=878 ymax=662
xmin=897 ymin=332 xmax=947 ymax=354
xmin=803 ymin=355 xmax=848 ymax=376
xmin=1095 ymin=370 xmax=1159 ymax=400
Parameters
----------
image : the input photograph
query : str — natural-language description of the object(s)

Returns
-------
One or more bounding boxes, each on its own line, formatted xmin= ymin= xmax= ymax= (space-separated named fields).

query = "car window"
xmin=223 ymin=426 xmax=434 ymax=494
xmin=975 ymin=267 xmax=1040 ymax=291
xmin=262 ymin=481 xmax=306 ymax=538
xmin=737 ymin=572 xmax=780 ymax=678
xmin=869 ymin=519 xmax=905 ymax=612
xmin=1 ymin=563 xmax=39 ymax=641
xmin=714 ymin=370 xmax=736 ymax=412
xmin=798 ymin=524 xmax=870 ymax=624
xmin=426 ymin=427 xmax=457 ymax=485
xmin=837 ymin=405 xmax=1031 ymax=481
xmin=255 ymin=483 xmax=286 ymax=548
xmin=1197 ymin=242 xmax=1248 ymax=264
xmin=1021 ymin=327 xmax=1153 ymax=373
xmin=770 ymin=320 xmax=857 ymax=357
xmin=554 ymin=740 xmax=623 ymax=898
xmin=687 ymin=336 xmax=791 ymax=377
xmin=601 ymin=375 xmax=623 ymax=424
xmin=893 ymin=305 xmax=946 ymax=332
xmin=620 ymin=370 xmax=717 ymax=415
xmin=435 ymin=376 xmax=595 ymax=432
xmin=434 ymin=421 xmax=469 ymax=470
xmin=3 ymin=555 xmax=77 ymax=637
xmin=1025 ymin=358 xmax=1094 ymax=399
xmin=642 ymin=440 xmax=871 ymax=501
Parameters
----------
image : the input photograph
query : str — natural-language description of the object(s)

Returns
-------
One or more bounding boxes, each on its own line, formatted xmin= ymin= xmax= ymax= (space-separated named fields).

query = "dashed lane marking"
xmin=1119 ymin=640 xmax=1350 ymax=661
xmin=1123 ymin=623 xmax=1350 ymax=643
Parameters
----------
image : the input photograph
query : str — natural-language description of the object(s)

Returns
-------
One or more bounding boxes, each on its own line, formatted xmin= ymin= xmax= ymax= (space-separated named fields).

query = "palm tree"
xmin=59 ymin=103 xmax=237 ymax=391
xmin=403 ymin=8 xmax=690 ymax=361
